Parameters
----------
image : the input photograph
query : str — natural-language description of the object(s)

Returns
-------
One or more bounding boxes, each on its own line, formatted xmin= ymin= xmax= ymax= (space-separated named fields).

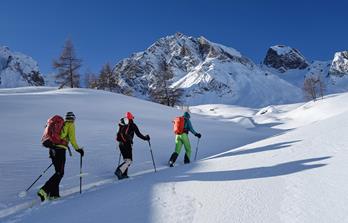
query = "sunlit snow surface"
xmin=1 ymin=87 xmax=348 ymax=223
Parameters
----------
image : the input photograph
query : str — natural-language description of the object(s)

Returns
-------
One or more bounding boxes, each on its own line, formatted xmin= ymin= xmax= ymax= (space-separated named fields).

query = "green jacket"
xmin=56 ymin=121 xmax=80 ymax=150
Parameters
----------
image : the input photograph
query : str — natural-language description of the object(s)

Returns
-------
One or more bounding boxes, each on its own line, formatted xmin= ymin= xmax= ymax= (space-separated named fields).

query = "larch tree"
xmin=149 ymin=59 xmax=183 ymax=106
xmin=97 ymin=63 xmax=120 ymax=92
xmin=53 ymin=39 xmax=82 ymax=88
xmin=303 ymin=74 xmax=326 ymax=101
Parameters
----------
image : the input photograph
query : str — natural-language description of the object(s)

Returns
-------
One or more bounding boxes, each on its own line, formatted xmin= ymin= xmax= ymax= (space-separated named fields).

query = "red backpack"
xmin=173 ymin=116 xmax=185 ymax=135
xmin=41 ymin=115 xmax=68 ymax=148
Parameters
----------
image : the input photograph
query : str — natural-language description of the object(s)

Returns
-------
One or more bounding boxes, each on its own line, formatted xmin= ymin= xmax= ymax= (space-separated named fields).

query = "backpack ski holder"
xmin=148 ymin=141 xmax=157 ymax=172
xmin=194 ymin=138 xmax=200 ymax=161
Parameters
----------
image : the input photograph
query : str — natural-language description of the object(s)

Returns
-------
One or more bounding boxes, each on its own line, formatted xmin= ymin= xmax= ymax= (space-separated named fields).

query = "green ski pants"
xmin=175 ymin=133 xmax=192 ymax=158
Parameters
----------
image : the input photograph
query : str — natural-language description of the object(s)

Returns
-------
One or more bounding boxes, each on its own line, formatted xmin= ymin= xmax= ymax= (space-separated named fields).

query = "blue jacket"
xmin=183 ymin=112 xmax=197 ymax=135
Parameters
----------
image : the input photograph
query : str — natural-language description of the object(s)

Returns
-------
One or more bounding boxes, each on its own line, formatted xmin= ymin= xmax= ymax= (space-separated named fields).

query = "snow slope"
xmin=1 ymin=88 xmax=348 ymax=223
xmin=0 ymin=87 xmax=273 ymax=218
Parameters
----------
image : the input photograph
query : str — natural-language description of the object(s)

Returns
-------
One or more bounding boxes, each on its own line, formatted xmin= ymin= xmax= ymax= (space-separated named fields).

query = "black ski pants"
xmin=41 ymin=148 xmax=66 ymax=197
xmin=117 ymin=142 xmax=133 ymax=175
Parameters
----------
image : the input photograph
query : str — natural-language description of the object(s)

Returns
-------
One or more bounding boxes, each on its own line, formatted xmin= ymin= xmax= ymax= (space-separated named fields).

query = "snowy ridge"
xmin=1 ymin=35 xmax=348 ymax=108
xmin=270 ymin=45 xmax=294 ymax=56
xmin=265 ymin=58 xmax=348 ymax=96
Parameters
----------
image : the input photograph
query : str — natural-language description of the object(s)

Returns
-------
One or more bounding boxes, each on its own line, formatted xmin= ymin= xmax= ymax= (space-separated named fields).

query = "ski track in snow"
xmin=153 ymin=183 xmax=202 ymax=223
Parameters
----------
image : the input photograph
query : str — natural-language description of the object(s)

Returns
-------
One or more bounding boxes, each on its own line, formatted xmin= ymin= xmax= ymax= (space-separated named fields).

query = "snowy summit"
xmin=0 ymin=46 xmax=44 ymax=88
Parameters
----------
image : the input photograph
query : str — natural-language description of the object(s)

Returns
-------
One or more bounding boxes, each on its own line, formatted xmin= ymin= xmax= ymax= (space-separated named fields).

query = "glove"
xmin=145 ymin=135 xmax=150 ymax=141
xmin=76 ymin=148 xmax=84 ymax=157
xmin=195 ymin=133 xmax=201 ymax=139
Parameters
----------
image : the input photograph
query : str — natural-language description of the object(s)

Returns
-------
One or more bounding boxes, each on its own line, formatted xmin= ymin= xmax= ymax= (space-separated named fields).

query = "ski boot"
xmin=168 ymin=152 xmax=178 ymax=167
xmin=184 ymin=153 xmax=190 ymax=164
xmin=168 ymin=160 xmax=174 ymax=167
xmin=37 ymin=188 xmax=48 ymax=202
xmin=115 ymin=168 xmax=126 ymax=180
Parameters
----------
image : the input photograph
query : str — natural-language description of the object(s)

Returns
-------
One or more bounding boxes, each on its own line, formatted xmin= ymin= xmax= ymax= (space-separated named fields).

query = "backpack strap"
xmin=120 ymin=124 xmax=130 ymax=143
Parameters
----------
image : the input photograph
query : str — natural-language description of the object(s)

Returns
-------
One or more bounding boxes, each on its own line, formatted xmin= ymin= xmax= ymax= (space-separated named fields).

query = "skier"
xmin=168 ymin=112 xmax=201 ymax=167
xmin=37 ymin=112 xmax=84 ymax=201
xmin=115 ymin=112 xmax=150 ymax=180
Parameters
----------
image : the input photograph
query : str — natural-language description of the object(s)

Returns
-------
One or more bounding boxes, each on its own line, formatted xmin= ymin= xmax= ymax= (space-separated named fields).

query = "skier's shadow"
xmin=210 ymin=140 xmax=301 ymax=159
xmin=171 ymin=156 xmax=331 ymax=182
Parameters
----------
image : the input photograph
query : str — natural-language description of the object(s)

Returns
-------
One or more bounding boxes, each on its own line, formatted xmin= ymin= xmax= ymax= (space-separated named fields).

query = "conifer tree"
xmin=53 ymin=39 xmax=82 ymax=88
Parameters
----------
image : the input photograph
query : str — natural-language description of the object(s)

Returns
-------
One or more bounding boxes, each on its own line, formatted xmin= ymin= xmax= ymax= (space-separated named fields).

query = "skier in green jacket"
xmin=168 ymin=112 xmax=201 ymax=167
xmin=37 ymin=112 xmax=84 ymax=201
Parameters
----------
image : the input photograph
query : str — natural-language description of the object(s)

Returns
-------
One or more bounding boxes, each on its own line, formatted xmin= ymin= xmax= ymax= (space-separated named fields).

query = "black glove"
xmin=195 ymin=133 xmax=201 ymax=139
xmin=145 ymin=135 xmax=150 ymax=141
xmin=76 ymin=148 xmax=84 ymax=157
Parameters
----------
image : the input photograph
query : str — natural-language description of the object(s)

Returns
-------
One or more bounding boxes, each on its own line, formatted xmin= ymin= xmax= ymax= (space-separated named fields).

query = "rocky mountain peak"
xmin=329 ymin=51 xmax=348 ymax=76
xmin=0 ymin=46 xmax=44 ymax=87
xmin=263 ymin=45 xmax=309 ymax=73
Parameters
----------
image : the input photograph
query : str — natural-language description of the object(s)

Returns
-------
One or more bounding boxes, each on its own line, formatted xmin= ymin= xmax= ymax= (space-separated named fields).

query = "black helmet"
xmin=65 ymin=112 xmax=76 ymax=121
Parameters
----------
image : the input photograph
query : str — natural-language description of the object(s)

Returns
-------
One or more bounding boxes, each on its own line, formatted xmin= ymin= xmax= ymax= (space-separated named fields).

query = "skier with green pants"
xmin=168 ymin=112 xmax=201 ymax=167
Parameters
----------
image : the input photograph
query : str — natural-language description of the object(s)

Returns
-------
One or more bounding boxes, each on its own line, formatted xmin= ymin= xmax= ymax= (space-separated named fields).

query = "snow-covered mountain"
xmin=112 ymin=34 xmax=347 ymax=107
xmin=329 ymin=51 xmax=348 ymax=76
xmin=263 ymin=45 xmax=309 ymax=73
xmin=113 ymin=33 xmax=302 ymax=107
xmin=0 ymin=46 xmax=44 ymax=88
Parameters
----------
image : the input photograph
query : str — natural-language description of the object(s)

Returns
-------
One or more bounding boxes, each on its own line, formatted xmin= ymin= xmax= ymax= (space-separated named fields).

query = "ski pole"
xmin=26 ymin=163 xmax=53 ymax=192
xmin=194 ymin=138 xmax=200 ymax=161
xmin=80 ymin=154 xmax=83 ymax=194
xmin=148 ymin=141 xmax=157 ymax=172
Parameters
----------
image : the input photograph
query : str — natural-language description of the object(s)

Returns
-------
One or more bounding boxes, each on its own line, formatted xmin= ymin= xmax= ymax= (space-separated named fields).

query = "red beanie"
xmin=126 ymin=112 xmax=134 ymax=120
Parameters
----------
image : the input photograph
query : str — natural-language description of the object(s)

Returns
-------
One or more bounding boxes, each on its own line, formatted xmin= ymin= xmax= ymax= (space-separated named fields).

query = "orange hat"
xmin=126 ymin=112 xmax=134 ymax=120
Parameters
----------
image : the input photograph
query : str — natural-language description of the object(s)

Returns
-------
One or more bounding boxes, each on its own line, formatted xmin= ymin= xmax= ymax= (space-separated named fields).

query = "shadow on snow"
xmin=171 ymin=156 xmax=331 ymax=182
xmin=208 ymin=140 xmax=301 ymax=160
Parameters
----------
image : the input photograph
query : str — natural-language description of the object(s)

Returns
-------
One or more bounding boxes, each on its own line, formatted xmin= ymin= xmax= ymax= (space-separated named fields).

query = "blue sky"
xmin=1 ymin=0 xmax=347 ymax=74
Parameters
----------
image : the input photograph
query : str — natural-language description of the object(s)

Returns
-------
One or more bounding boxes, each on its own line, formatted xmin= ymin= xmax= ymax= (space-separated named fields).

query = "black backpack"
xmin=116 ymin=118 xmax=130 ymax=143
